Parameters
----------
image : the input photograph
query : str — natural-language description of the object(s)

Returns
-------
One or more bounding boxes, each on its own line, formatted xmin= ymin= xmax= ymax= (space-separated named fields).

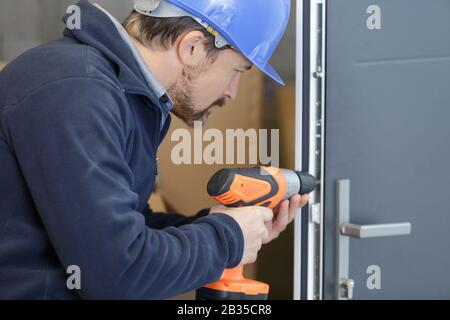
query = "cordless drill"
xmin=196 ymin=166 xmax=317 ymax=300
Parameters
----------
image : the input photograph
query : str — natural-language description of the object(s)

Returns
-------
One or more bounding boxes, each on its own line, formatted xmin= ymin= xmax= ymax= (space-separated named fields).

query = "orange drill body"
xmin=196 ymin=166 xmax=317 ymax=300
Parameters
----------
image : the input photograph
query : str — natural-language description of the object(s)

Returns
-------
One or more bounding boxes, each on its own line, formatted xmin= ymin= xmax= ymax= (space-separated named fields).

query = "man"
xmin=0 ymin=0 xmax=308 ymax=299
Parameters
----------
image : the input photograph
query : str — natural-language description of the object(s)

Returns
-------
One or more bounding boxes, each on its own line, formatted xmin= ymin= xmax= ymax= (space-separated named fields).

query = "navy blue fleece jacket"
xmin=0 ymin=1 xmax=244 ymax=299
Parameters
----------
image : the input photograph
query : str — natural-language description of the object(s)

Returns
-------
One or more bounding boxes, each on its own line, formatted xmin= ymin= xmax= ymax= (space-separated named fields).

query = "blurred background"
xmin=0 ymin=0 xmax=297 ymax=299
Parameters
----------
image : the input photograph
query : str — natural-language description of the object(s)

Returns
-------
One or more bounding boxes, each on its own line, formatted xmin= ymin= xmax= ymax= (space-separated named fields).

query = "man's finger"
xmin=272 ymin=200 xmax=289 ymax=232
xmin=299 ymin=195 xmax=310 ymax=208
xmin=262 ymin=226 xmax=270 ymax=242
xmin=288 ymin=195 xmax=301 ymax=223
xmin=260 ymin=207 xmax=274 ymax=222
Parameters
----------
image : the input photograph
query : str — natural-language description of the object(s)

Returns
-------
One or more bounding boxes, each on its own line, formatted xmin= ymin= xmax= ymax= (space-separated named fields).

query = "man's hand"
xmin=210 ymin=194 xmax=310 ymax=265
xmin=210 ymin=206 xmax=273 ymax=265
xmin=263 ymin=194 xmax=310 ymax=244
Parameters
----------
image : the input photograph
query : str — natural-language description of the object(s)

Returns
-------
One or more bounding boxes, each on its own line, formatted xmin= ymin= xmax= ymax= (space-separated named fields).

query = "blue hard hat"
xmin=135 ymin=0 xmax=291 ymax=85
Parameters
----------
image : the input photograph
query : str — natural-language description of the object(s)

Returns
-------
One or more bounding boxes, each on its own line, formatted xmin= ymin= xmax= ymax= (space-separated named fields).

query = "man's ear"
xmin=177 ymin=30 xmax=208 ymax=67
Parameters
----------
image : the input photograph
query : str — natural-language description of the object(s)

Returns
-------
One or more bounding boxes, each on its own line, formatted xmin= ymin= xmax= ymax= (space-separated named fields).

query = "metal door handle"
xmin=341 ymin=222 xmax=411 ymax=239
xmin=337 ymin=179 xmax=412 ymax=239
xmin=336 ymin=179 xmax=412 ymax=300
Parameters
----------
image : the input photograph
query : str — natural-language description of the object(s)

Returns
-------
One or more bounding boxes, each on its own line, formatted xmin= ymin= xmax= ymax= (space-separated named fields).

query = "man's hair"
xmin=122 ymin=11 xmax=229 ymax=60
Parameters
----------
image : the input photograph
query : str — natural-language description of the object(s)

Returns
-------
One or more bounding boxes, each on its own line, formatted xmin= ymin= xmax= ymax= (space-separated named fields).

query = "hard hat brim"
xmin=256 ymin=62 xmax=285 ymax=86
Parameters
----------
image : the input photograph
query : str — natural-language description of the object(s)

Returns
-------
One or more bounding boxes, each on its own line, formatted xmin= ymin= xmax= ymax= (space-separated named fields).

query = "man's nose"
xmin=224 ymin=74 xmax=241 ymax=101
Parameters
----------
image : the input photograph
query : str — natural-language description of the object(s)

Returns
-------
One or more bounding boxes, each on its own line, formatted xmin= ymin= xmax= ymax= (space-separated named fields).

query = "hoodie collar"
xmin=92 ymin=3 xmax=173 ymax=128
xmin=63 ymin=1 xmax=171 ymax=114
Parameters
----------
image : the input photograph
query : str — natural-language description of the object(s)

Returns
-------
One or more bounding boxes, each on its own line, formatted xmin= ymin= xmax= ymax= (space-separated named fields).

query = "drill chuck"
xmin=281 ymin=169 xmax=317 ymax=200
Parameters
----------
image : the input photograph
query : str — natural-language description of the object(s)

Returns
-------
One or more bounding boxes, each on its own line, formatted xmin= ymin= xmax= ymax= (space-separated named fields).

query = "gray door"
xmin=323 ymin=0 xmax=450 ymax=299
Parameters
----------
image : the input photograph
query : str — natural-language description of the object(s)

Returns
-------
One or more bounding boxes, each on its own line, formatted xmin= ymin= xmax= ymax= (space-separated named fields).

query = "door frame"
xmin=294 ymin=0 xmax=327 ymax=300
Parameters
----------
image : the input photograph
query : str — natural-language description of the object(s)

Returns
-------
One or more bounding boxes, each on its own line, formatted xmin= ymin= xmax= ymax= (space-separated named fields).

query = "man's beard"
xmin=168 ymin=65 xmax=226 ymax=128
